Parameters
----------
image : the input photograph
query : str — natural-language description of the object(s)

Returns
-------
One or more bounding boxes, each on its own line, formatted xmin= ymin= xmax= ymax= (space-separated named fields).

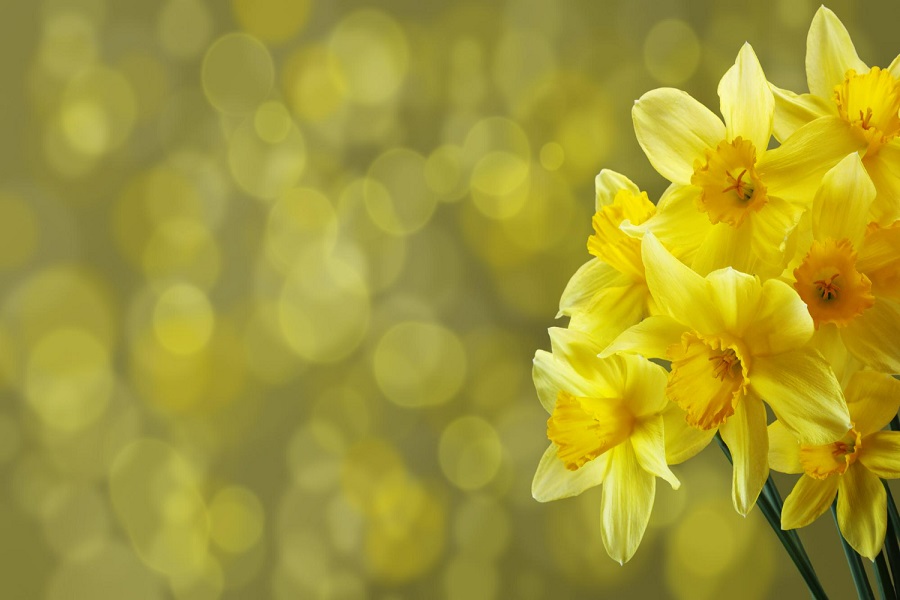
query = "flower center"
xmin=587 ymin=189 xmax=656 ymax=281
xmin=691 ymin=137 xmax=768 ymax=227
xmin=799 ymin=428 xmax=861 ymax=479
xmin=546 ymin=390 xmax=634 ymax=471
xmin=834 ymin=67 xmax=900 ymax=155
xmin=666 ymin=333 xmax=749 ymax=430
xmin=793 ymin=238 xmax=875 ymax=327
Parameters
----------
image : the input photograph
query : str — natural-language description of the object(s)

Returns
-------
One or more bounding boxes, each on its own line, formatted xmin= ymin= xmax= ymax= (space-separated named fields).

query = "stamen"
xmin=813 ymin=274 xmax=841 ymax=300
xmin=721 ymin=169 xmax=753 ymax=200
xmin=708 ymin=348 xmax=739 ymax=381
xmin=859 ymin=107 xmax=874 ymax=130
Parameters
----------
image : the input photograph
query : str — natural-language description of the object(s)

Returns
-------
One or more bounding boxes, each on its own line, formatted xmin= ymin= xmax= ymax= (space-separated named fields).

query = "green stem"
xmin=715 ymin=433 xmax=828 ymax=600
xmin=883 ymin=482 xmax=900 ymax=600
xmin=890 ymin=415 xmax=900 ymax=433
xmin=874 ymin=550 xmax=895 ymax=600
xmin=833 ymin=502 xmax=875 ymax=600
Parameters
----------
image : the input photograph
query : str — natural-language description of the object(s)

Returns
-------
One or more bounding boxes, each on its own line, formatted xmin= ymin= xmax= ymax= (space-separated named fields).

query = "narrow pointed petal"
xmin=806 ymin=6 xmax=868 ymax=100
xmin=595 ymin=169 xmax=640 ymax=211
xmin=600 ymin=443 xmax=655 ymax=564
xmin=781 ymin=474 xmax=839 ymax=529
xmin=751 ymin=349 xmax=851 ymax=446
xmin=718 ymin=43 xmax=774 ymax=151
xmin=859 ymin=432 xmax=900 ymax=479
xmin=533 ymin=349 xmax=590 ymax=413
xmin=863 ymin=143 xmax=900 ymax=226
xmin=742 ymin=278 xmax=814 ymax=357
xmin=618 ymin=353 xmax=669 ymax=418
xmin=633 ymin=88 xmax=725 ymax=185
xmin=600 ymin=314 xmax=686 ymax=360
xmin=842 ymin=299 xmax=900 ymax=373
xmin=720 ymin=395 xmax=768 ymax=516
xmin=662 ymin=402 xmax=716 ymax=464
xmin=890 ymin=53 xmax=900 ymax=79
xmin=638 ymin=184 xmax=710 ymax=261
xmin=631 ymin=416 xmax=680 ymax=489
xmin=548 ymin=327 xmax=607 ymax=378
xmin=837 ymin=464 xmax=887 ymax=561
xmin=532 ymin=443 xmax=609 ymax=502
xmin=768 ymin=420 xmax=803 ymax=474
xmin=558 ymin=258 xmax=624 ymax=319
xmin=642 ymin=232 xmax=720 ymax=333
xmin=771 ymin=83 xmax=835 ymax=142
xmin=758 ymin=116 xmax=861 ymax=205
xmin=705 ymin=267 xmax=761 ymax=336
xmin=691 ymin=219 xmax=757 ymax=277
xmin=845 ymin=371 xmax=900 ymax=436
xmin=568 ymin=282 xmax=647 ymax=348
xmin=812 ymin=153 xmax=876 ymax=248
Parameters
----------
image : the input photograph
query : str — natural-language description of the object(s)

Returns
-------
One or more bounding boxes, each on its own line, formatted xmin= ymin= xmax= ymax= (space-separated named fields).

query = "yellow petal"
xmin=718 ymin=395 xmax=767 ymax=516
xmin=632 ymin=88 xmax=725 ymax=185
xmin=533 ymin=349 xmax=592 ymax=413
xmin=812 ymin=152 xmax=876 ymax=248
xmin=567 ymin=282 xmax=647 ymax=348
xmin=750 ymin=349 xmax=851 ymax=445
xmin=837 ymin=463 xmax=887 ymax=561
xmin=758 ymin=116 xmax=862 ymax=205
xmin=638 ymin=184 xmax=710 ymax=262
xmin=691 ymin=219 xmax=757 ymax=277
xmin=890 ymin=53 xmax=900 ymax=79
xmin=842 ymin=298 xmax=900 ymax=372
xmin=768 ymin=420 xmax=803 ymax=474
xmin=749 ymin=195 xmax=805 ymax=271
xmin=859 ymin=431 xmax=900 ymax=479
xmin=718 ymin=43 xmax=774 ymax=152
xmin=600 ymin=314 xmax=687 ymax=360
xmin=863 ymin=143 xmax=900 ymax=226
xmin=532 ymin=443 xmax=609 ymax=502
xmin=558 ymin=258 xmax=624 ymax=319
xmin=742 ymin=278 xmax=814 ymax=357
xmin=781 ymin=474 xmax=839 ymax=529
xmin=595 ymin=169 xmax=640 ymax=212
xmin=771 ymin=83 xmax=835 ymax=142
xmin=600 ymin=443 xmax=655 ymax=564
xmin=806 ymin=6 xmax=868 ymax=100
xmin=642 ymin=232 xmax=720 ymax=333
xmin=845 ymin=370 xmax=900 ymax=436
xmin=811 ymin=325 xmax=861 ymax=387
xmin=705 ymin=267 xmax=762 ymax=337
xmin=631 ymin=415 xmax=680 ymax=489
xmin=662 ymin=401 xmax=716 ymax=465
xmin=548 ymin=327 xmax=607 ymax=381
xmin=547 ymin=391 xmax=634 ymax=471
xmin=616 ymin=353 xmax=670 ymax=418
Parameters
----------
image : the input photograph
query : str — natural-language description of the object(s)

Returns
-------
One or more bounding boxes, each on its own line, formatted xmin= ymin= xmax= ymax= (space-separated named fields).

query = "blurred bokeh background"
xmin=2 ymin=0 xmax=900 ymax=598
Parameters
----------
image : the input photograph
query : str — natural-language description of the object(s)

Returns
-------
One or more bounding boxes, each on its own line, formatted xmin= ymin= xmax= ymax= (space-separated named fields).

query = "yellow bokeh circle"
xmin=228 ymin=118 xmax=307 ymax=201
xmin=202 ymin=33 xmax=274 ymax=115
xmin=644 ymin=19 xmax=701 ymax=85
xmin=438 ymin=416 xmax=503 ymax=490
xmin=232 ymin=0 xmax=310 ymax=44
xmin=152 ymin=283 xmax=216 ymax=356
xmin=208 ymin=486 xmax=265 ymax=554
xmin=373 ymin=321 xmax=467 ymax=408
xmin=365 ymin=148 xmax=437 ymax=236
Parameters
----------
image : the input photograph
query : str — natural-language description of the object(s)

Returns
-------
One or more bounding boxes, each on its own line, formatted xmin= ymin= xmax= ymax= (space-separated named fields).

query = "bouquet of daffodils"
xmin=532 ymin=8 xmax=900 ymax=598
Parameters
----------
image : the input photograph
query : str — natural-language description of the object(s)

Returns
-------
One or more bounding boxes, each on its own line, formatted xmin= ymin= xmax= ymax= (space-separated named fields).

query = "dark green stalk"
xmin=883 ymin=482 xmax=900 ymax=600
xmin=832 ymin=502 xmax=875 ymax=600
xmin=714 ymin=433 xmax=828 ymax=600
xmin=890 ymin=415 xmax=900 ymax=433
xmin=874 ymin=550 xmax=895 ymax=600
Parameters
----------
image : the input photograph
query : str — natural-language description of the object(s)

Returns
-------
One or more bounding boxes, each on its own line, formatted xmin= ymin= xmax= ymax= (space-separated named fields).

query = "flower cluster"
xmin=533 ymin=7 xmax=900 ymax=566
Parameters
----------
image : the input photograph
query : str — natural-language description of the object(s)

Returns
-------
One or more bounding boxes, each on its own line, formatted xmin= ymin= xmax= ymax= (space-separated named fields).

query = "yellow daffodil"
xmin=558 ymin=170 xmax=656 ymax=346
xmin=532 ymin=327 xmax=707 ymax=563
xmin=770 ymin=370 xmax=900 ymax=560
xmin=632 ymin=43 xmax=805 ymax=278
xmin=603 ymin=233 xmax=851 ymax=515
xmin=789 ymin=152 xmax=900 ymax=373
xmin=768 ymin=6 xmax=900 ymax=225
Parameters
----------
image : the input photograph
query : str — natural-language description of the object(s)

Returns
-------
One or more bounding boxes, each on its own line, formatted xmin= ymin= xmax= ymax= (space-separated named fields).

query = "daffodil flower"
xmin=770 ymin=370 xmax=900 ymax=560
xmin=531 ymin=327 xmax=707 ymax=563
xmin=632 ymin=43 xmax=805 ymax=278
xmin=768 ymin=6 xmax=900 ymax=224
xmin=603 ymin=233 xmax=851 ymax=515
xmin=789 ymin=152 xmax=900 ymax=373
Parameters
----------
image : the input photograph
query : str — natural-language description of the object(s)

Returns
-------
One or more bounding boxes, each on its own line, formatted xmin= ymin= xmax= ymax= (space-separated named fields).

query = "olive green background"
xmin=1 ymin=0 xmax=898 ymax=598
